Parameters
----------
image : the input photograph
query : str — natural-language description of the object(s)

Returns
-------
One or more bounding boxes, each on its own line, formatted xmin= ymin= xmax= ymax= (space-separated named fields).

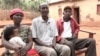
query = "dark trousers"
xmin=64 ymin=38 xmax=96 ymax=56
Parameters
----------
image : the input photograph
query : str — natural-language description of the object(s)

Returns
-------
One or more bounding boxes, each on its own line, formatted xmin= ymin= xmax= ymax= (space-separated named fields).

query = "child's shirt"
xmin=8 ymin=36 xmax=26 ymax=53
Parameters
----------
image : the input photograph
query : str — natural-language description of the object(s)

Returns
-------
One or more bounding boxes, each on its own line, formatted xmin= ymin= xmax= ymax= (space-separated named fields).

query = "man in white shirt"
xmin=31 ymin=4 xmax=70 ymax=56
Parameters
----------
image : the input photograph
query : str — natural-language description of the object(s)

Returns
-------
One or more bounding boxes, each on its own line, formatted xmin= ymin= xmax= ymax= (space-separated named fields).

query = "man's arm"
xmin=51 ymin=20 xmax=59 ymax=47
xmin=72 ymin=18 xmax=80 ymax=37
xmin=56 ymin=20 xmax=62 ymax=42
xmin=51 ymin=37 xmax=56 ymax=47
xmin=33 ymin=38 xmax=50 ymax=47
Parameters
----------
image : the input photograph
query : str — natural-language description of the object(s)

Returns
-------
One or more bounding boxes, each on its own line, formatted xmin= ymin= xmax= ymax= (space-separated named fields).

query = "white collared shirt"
xmin=32 ymin=16 xmax=58 ymax=45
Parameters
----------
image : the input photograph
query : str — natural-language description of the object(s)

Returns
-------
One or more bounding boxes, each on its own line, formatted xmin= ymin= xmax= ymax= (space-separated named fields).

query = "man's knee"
xmin=37 ymin=47 xmax=57 ymax=56
xmin=88 ymin=38 xmax=96 ymax=44
xmin=46 ymin=48 xmax=57 ymax=55
xmin=62 ymin=45 xmax=71 ymax=52
xmin=64 ymin=40 xmax=74 ymax=47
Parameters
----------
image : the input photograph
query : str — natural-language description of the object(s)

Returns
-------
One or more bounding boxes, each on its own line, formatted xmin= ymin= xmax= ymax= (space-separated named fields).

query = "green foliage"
xmin=0 ymin=0 xmax=48 ymax=11
xmin=25 ymin=0 xmax=48 ymax=11
xmin=0 ymin=0 xmax=23 ymax=9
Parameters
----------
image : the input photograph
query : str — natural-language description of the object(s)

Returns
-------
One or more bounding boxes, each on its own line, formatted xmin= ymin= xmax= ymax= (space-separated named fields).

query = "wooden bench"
xmin=80 ymin=30 xmax=96 ymax=38
xmin=75 ymin=30 xmax=96 ymax=55
xmin=0 ymin=24 xmax=96 ymax=56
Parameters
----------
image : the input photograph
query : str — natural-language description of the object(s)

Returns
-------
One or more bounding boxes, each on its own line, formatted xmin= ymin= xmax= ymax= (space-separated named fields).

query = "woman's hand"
xmin=16 ymin=47 xmax=28 ymax=56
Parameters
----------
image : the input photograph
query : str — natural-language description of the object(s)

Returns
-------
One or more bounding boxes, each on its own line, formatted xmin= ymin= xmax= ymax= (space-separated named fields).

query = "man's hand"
xmin=45 ymin=44 xmax=56 ymax=48
xmin=59 ymin=38 xmax=65 ymax=44
xmin=50 ymin=44 xmax=56 ymax=48
xmin=72 ymin=34 xmax=77 ymax=38
xmin=45 ymin=45 xmax=53 ymax=48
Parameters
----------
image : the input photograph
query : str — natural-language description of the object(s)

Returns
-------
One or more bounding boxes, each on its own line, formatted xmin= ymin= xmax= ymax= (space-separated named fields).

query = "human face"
xmin=12 ymin=13 xmax=23 ymax=24
xmin=39 ymin=4 xmax=49 ymax=17
xmin=63 ymin=9 xmax=72 ymax=20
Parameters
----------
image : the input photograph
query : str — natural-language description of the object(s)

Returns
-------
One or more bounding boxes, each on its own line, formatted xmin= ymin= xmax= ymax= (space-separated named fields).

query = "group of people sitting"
xmin=1 ymin=3 xmax=96 ymax=56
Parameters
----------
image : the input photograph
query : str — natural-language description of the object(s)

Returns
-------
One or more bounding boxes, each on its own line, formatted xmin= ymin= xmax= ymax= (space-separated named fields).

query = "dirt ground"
xmin=0 ymin=20 xmax=100 ymax=56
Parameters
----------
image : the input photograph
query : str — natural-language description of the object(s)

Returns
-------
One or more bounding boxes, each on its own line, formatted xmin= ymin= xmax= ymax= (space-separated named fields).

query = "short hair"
xmin=64 ymin=6 xmax=72 ymax=11
xmin=39 ymin=3 xmax=49 ymax=9
xmin=3 ymin=26 xmax=16 ymax=41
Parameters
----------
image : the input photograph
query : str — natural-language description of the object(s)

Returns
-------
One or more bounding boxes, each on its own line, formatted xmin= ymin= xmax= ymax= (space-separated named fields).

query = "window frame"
xmin=97 ymin=4 xmax=100 ymax=15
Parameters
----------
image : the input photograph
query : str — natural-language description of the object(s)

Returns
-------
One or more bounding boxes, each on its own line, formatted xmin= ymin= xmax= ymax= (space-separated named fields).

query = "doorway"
xmin=73 ymin=7 xmax=80 ymax=24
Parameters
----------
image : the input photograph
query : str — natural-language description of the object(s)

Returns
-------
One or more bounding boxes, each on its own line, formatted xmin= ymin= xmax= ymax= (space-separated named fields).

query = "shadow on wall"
xmin=86 ymin=14 xmax=95 ymax=22
xmin=80 ymin=14 xmax=100 ymax=27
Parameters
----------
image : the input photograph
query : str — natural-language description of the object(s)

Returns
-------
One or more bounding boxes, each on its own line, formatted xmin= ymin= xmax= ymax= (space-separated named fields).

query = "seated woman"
xmin=2 ymin=8 xmax=33 ymax=56
xmin=3 ymin=26 xmax=39 ymax=56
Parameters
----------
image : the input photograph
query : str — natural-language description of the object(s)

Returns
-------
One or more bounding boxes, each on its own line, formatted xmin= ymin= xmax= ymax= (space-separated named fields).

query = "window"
xmin=58 ymin=6 xmax=62 ymax=17
xmin=97 ymin=4 xmax=100 ymax=14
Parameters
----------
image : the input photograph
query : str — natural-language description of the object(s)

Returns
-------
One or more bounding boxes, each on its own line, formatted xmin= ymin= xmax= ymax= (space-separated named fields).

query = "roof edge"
xmin=49 ymin=0 xmax=65 ymax=5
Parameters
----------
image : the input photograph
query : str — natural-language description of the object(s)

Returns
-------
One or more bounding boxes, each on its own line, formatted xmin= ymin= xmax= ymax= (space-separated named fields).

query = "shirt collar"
xmin=40 ymin=16 xmax=50 ymax=24
xmin=61 ymin=18 xmax=64 ymax=23
xmin=60 ymin=17 xmax=72 ymax=23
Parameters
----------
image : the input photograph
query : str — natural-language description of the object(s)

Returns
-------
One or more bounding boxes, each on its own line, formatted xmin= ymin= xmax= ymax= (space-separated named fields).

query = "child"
xmin=3 ymin=26 xmax=39 ymax=56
